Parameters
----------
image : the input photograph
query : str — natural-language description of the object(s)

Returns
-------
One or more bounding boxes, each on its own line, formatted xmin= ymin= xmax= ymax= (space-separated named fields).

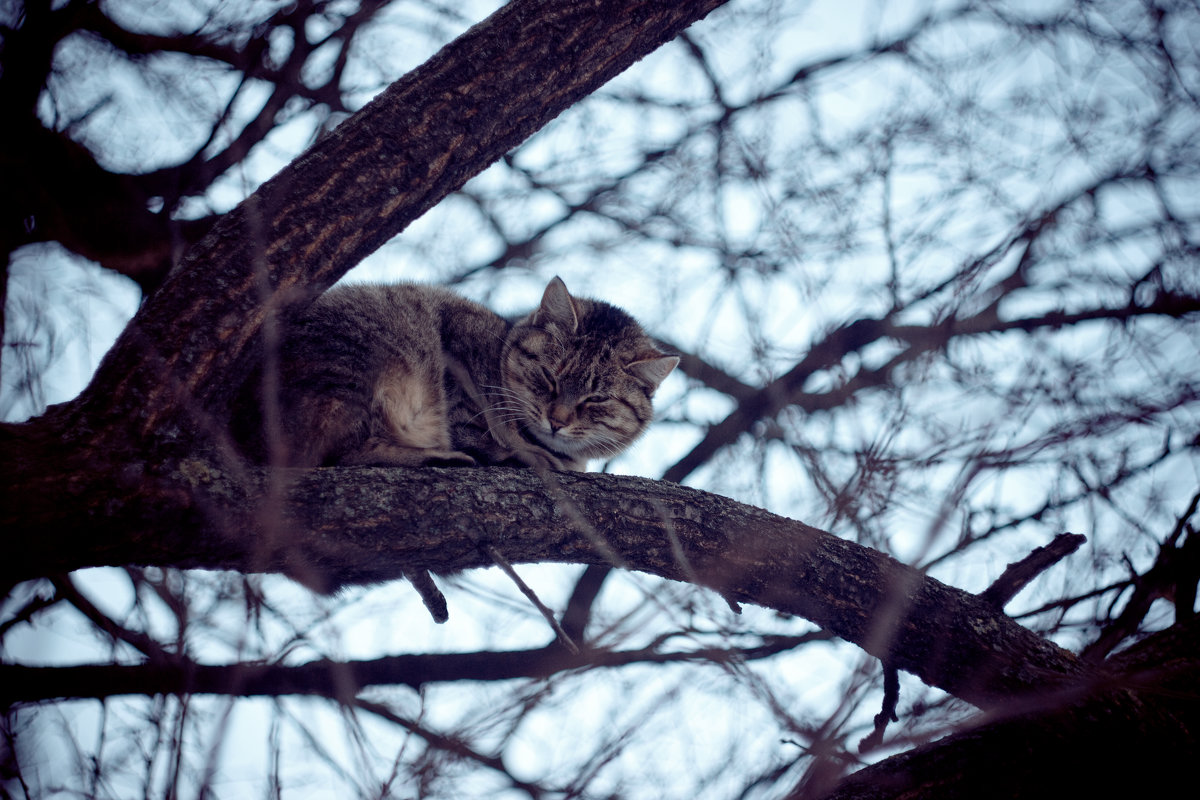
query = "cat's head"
xmin=500 ymin=277 xmax=678 ymax=466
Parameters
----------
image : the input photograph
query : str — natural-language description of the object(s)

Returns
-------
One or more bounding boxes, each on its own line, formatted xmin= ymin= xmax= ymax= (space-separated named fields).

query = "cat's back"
xmin=289 ymin=282 xmax=503 ymax=362
xmin=264 ymin=282 xmax=507 ymax=467
xmin=298 ymin=282 xmax=450 ymax=340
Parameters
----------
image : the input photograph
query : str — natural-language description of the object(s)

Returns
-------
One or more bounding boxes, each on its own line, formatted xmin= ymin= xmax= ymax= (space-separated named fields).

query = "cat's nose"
xmin=548 ymin=404 xmax=572 ymax=431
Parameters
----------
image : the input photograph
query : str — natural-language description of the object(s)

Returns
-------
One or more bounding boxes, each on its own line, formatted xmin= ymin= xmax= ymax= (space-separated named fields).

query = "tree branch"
xmin=48 ymin=0 xmax=731 ymax=454
xmin=819 ymin=618 xmax=1200 ymax=799
xmin=979 ymin=532 xmax=1088 ymax=609
xmin=3 ymin=464 xmax=1085 ymax=709
xmin=0 ymin=632 xmax=831 ymax=706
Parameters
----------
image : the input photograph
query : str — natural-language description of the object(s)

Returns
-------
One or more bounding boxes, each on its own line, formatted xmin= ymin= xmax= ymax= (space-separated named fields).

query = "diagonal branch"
xmin=44 ymin=0 xmax=731 ymax=453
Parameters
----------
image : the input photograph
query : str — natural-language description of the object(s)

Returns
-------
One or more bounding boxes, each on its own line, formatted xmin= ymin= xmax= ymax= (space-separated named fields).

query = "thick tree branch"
xmin=1082 ymin=491 xmax=1200 ymax=661
xmin=46 ymin=0 xmax=730 ymax=455
xmin=4 ymin=465 xmax=1085 ymax=710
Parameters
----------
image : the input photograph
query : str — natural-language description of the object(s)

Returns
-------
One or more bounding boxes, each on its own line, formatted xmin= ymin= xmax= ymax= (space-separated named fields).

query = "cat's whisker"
xmin=483 ymin=389 xmax=530 ymax=404
xmin=492 ymin=410 xmax=532 ymax=423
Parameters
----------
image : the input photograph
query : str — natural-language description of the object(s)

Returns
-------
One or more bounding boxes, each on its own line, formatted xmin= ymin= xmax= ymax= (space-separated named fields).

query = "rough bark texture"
xmin=3 ymin=465 xmax=1086 ymax=709
xmin=59 ymin=0 xmax=729 ymax=448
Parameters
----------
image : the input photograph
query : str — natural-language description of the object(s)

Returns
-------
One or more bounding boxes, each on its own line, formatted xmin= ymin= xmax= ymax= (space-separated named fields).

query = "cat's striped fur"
xmin=248 ymin=277 xmax=677 ymax=471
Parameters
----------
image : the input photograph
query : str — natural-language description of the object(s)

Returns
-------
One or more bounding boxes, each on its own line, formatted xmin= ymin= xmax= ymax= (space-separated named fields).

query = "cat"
xmin=246 ymin=276 xmax=677 ymax=472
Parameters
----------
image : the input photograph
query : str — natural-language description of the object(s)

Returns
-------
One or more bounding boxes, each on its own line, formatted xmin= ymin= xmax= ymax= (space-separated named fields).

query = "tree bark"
xmin=48 ymin=0 xmax=731 ymax=453
xmin=4 ymin=463 xmax=1084 ymax=710
xmin=0 ymin=0 xmax=1111 ymax=720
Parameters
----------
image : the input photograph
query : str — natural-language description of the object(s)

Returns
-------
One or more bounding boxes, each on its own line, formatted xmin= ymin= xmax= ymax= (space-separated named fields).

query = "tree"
xmin=4 ymin=0 xmax=1199 ymax=797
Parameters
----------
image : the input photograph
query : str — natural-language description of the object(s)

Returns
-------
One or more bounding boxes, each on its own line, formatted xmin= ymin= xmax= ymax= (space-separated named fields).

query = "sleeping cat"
xmin=250 ymin=276 xmax=677 ymax=471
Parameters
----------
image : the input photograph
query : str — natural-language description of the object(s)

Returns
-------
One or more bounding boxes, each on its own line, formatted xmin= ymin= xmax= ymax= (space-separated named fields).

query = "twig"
xmin=403 ymin=569 xmax=449 ymax=624
xmin=858 ymin=662 xmax=900 ymax=752
xmin=979 ymin=532 xmax=1087 ymax=609
xmin=483 ymin=545 xmax=579 ymax=654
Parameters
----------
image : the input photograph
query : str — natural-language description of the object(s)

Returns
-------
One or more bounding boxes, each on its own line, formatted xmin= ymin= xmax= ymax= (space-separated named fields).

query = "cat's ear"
xmin=627 ymin=354 xmax=679 ymax=390
xmin=534 ymin=276 xmax=580 ymax=333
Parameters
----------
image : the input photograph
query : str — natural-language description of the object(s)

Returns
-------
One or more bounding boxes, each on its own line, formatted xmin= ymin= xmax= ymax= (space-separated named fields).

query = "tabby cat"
xmin=250 ymin=276 xmax=677 ymax=471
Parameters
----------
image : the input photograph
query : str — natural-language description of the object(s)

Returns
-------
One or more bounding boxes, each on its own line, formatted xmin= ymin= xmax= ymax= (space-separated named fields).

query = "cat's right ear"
xmin=627 ymin=354 xmax=679 ymax=390
xmin=534 ymin=276 xmax=580 ymax=333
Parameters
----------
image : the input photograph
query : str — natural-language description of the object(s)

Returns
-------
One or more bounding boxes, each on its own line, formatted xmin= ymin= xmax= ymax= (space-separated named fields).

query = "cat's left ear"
xmin=534 ymin=276 xmax=580 ymax=333
xmin=627 ymin=354 xmax=679 ymax=390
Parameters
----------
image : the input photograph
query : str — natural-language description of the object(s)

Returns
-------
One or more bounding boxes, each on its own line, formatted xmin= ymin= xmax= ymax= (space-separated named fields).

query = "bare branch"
xmin=0 ymin=631 xmax=831 ymax=706
xmin=979 ymin=533 xmax=1088 ymax=609
xmin=3 ymin=464 xmax=1085 ymax=709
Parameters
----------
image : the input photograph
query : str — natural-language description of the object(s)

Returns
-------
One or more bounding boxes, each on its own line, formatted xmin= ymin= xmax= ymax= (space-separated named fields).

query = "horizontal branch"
xmin=3 ymin=462 xmax=1086 ymax=709
xmin=0 ymin=633 xmax=831 ymax=706
xmin=663 ymin=284 xmax=1200 ymax=483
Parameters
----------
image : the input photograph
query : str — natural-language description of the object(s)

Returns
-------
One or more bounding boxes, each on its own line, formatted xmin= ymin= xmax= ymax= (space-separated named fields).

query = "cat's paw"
xmin=340 ymin=444 xmax=476 ymax=468
xmin=421 ymin=450 xmax=477 ymax=467
xmin=512 ymin=446 xmax=568 ymax=471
